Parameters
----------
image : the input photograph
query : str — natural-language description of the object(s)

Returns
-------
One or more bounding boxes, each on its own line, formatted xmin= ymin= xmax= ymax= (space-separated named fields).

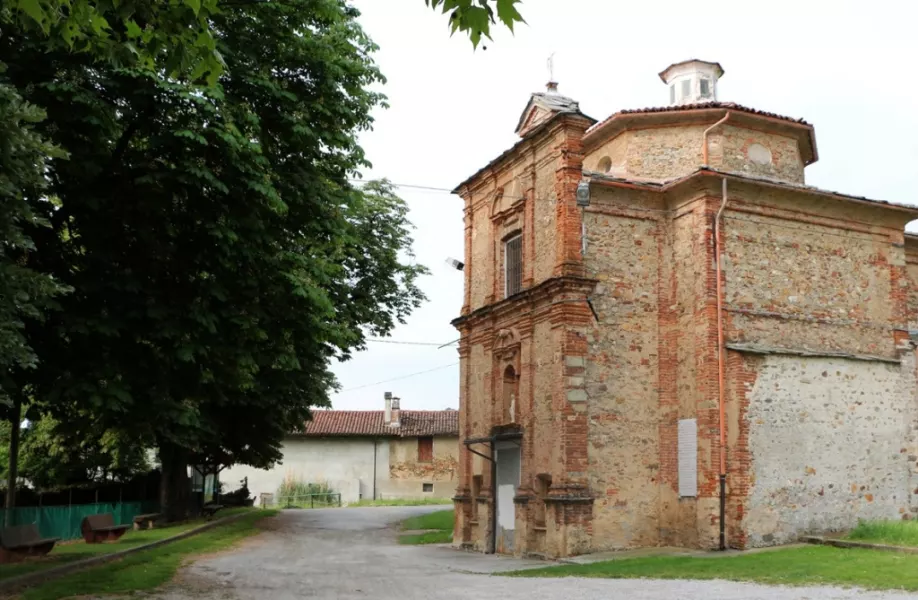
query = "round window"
xmin=748 ymin=143 xmax=773 ymax=166
xmin=597 ymin=156 xmax=612 ymax=173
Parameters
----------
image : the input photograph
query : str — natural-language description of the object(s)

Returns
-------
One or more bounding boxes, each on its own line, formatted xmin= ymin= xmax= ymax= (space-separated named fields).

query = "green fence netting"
xmin=1 ymin=501 xmax=158 ymax=541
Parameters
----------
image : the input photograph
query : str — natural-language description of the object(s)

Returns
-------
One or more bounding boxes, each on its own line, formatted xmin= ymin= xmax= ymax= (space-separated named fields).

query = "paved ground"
xmin=147 ymin=506 xmax=918 ymax=600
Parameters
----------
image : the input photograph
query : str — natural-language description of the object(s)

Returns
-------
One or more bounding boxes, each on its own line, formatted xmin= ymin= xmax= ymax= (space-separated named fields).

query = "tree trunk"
xmin=4 ymin=395 xmax=23 ymax=515
xmin=159 ymin=443 xmax=190 ymax=522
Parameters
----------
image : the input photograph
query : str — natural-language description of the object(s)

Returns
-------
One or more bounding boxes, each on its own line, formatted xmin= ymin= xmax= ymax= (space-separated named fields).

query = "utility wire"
xmin=366 ymin=339 xmax=446 ymax=347
xmin=348 ymin=179 xmax=455 ymax=194
xmin=338 ymin=362 xmax=459 ymax=393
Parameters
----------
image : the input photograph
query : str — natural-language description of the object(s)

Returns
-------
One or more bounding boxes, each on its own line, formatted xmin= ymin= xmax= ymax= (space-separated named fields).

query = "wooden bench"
xmin=202 ymin=504 xmax=224 ymax=519
xmin=0 ymin=524 xmax=59 ymax=564
xmin=81 ymin=513 xmax=130 ymax=544
xmin=132 ymin=512 xmax=163 ymax=531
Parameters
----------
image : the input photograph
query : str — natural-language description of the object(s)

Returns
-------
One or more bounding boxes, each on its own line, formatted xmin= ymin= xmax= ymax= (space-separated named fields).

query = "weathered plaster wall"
xmin=745 ymin=355 xmax=918 ymax=546
xmin=583 ymin=186 xmax=663 ymax=550
xmin=221 ymin=437 xmax=388 ymax=504
xmin=388 ymin=436 xmax=459 ymax=482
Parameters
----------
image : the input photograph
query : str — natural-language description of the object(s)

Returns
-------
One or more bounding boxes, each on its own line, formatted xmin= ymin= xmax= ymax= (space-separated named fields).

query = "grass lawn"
xmin=1 ymin=507 xmax=259 ymax=583
xmin=19 ymin=509 xmax=276 ymax=600
xmin=348 ymin=498 xmax=452 ymax=507
xmin=398 ymin=509 xmax=453 ymax=545
xmin=507 ymin=545 xmax=918 ymax=591
xmin=847 ymin=520 xmax=918 ymax=547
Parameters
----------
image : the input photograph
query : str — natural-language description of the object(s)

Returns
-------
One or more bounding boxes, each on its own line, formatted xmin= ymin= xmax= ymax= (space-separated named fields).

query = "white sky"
xmin=330 ymin=0 xmax=918 ymax=412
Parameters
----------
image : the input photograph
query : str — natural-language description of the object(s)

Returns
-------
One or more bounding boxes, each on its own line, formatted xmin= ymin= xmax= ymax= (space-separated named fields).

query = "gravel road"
xmin=145 ymin=506 xmax=918 ymax=600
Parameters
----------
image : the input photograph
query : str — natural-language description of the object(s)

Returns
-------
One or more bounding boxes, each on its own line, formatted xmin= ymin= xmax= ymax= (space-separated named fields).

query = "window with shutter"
xmin=418 ymin=436 xmax=433 ymax=462
xmin=504 ymin=234 xmax=523 ymax=297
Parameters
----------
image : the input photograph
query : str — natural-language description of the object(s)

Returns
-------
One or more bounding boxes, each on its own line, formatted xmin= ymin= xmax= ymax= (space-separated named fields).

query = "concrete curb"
xmin=0 ymin=512 xmax=255 ymax=594
xmin=803 ymin=535 xmax=918 ymax=555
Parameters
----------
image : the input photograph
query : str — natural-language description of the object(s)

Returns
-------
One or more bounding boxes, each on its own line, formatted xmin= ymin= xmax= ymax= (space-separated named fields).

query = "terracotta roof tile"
xmin=586 ymin=102 xmax=811 ymax=136
xmin=301 ymin=410 xmax=458 ymax=438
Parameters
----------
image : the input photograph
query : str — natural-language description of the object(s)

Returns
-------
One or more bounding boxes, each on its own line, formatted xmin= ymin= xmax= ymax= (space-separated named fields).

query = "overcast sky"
xmin=329 ymin=0 xmax=918 ymax=412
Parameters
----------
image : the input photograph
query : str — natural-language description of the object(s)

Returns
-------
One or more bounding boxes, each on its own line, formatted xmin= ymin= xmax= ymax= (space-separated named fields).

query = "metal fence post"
xmin=310 ymin=495 xmax=314 ymax=509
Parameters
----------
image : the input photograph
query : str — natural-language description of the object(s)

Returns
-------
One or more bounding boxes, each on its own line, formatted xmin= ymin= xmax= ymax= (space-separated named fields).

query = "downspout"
xmin=702 ymin=112 xmax=731 ymax=166
xmin=715 ymin=176 xmax=729 ymax=551
xmin=372 ymin=439 xmax=378 ymax=501
xmin=489 ymin=439 xmax=498 ymax=554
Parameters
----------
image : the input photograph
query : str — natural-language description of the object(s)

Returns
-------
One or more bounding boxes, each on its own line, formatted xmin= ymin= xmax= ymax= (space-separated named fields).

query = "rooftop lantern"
xmin=659 ymin=59 xmax=724 ymax=106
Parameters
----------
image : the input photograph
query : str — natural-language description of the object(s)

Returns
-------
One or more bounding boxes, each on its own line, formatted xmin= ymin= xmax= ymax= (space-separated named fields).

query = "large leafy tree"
xmin=2 ymin=0 xmax=426 ymax=519
xmin=0 ymin=415 xmax=149 ymax=491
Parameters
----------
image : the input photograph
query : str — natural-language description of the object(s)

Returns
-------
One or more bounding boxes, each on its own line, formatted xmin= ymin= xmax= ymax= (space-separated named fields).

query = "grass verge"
xmin=847 ymin=520 xmax=918 ymax=547
xmin=1 ymin=507 xmax=256 ymax=582
xmin=398 ymin=509 xmax=453 ymax=545
xmin=348 ymin=498 xmax=452 ymax=507
xmin=18 ymin=509 xmax=276 ymax=600
xmin=506 ymin=545 xmax=918 ymax=591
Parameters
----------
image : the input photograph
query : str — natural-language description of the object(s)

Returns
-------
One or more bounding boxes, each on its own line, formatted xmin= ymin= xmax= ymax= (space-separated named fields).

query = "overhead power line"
xmin=367 ymin=339 xmax=445 ymax=347
xmin=348 ymin=179 xmax=455 ymax=194
xmin=338 ymin=362 xmax=459 ymax=393
xmin=367 ymin=338 xmax=459 ymax=347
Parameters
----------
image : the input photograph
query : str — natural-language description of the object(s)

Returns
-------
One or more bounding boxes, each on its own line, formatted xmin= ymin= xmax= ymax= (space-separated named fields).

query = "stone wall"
xmin=582 ymin=187 xmax=664 ymax=550
xmin=723 ymin=199 xmax=896 ymax=357
xmin=744 ymin=354 xmax=918 ymax=546
xmin=716 ymin=125 xmax=804 ymax=183
xmin=584 ymin=124 xmax=805 ymax=184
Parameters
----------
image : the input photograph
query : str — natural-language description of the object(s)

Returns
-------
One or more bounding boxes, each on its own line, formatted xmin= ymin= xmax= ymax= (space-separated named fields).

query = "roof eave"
xmin=453 ymin=110 xmax=596 ymax=195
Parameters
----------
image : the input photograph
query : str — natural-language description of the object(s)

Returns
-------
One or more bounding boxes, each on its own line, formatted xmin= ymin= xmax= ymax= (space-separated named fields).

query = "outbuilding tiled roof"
xmin=300 ymin=410 xmax=458 ymax=438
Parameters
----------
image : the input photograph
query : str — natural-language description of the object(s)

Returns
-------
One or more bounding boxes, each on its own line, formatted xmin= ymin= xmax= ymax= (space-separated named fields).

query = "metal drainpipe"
xmin=489 ymin=439 xmax=498 ymax=554
xmin=715 ymin=177 xmax=729 ymax=551
xmin=702 ymin=112 xmax=731 ymax=166
xmin=372 ymin=439 xmax=378 ymax=501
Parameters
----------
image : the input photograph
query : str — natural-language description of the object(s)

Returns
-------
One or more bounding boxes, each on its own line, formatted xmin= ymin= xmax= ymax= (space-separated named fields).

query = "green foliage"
xmin=1 ymin=0 xmax=427 ymax=515
xmin=348 ymin=497 xmax=452 ymax=507
xmin=0 ymin=82 xmax=68 ymax=408
xmin=398 ymin=530 xmax=452 ymax=544
xmin=507 ymin=545 xmax=918 ymax=591
xmin=22 ymin=510 xmax=276 ymax=600
xmin=848 ymin=520 xmax=918 ymax=547
xmin=398 ymin=508 xmax=453 ymax=544
xmin=0 ymin=414 xmax=150 ymax=490
xmin=276 ymin=475 xmax=338 ymax=507
xmin=277 ymin=475 xmax=335 ymax=499
xmin=1 ymin=0 xmax=224 ymax=82
xmin=400 ymin=508 xmax=454 ymax=531
xmin=425 ymin=0 xmax=525 ymax=47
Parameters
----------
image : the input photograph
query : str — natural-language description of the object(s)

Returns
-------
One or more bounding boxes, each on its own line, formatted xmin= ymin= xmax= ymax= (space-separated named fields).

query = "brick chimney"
xmin=390 ymin=397 xmax=401 ymax=427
